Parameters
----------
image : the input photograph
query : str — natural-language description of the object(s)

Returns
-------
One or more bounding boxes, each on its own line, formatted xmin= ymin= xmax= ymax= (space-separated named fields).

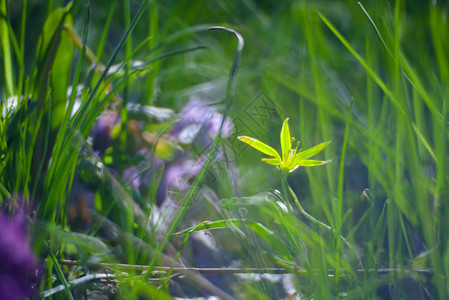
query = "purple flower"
xmin=170 ymin=99 xmax=234 ymax=144
xmin=156 ymin=158 xmax=204 ymax=205
xmin=122 ymin=149 xmax=163 ymax=195
xmin=68 ymin=178 xmax=96 ymax=231
xmin=0 ymin=211 xmax=39 ymax=299
xmin=155 ymin=100 xmax=234 ymax=205
xmin=90 ymin=110 xmax=120 ymax=155
xmin=123 ymin=166 xmax=143 ymax=191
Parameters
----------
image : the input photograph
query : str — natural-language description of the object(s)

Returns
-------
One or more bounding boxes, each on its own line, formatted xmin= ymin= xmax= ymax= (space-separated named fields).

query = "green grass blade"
xmin=318 ymin=12 xmax=405 ymax=116
xmin=0 ymin=0 xmax=15 ymax=97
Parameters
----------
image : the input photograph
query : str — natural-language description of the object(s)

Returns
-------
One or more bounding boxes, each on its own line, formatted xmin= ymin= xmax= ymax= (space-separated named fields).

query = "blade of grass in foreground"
xmin=357 ymin=2 xmax=442 ymax=120
xmin=43 ymin=0 xmax=151 ymax=222
xmin=136 ymin=26 xmax=243 ymax=300
xmin=333 ymin=100 xmax=353 ymax=288
xmin=318 ymin=12 xmax=405 ymax=117
xmin=0 ymin=0 xmax=15 ymax=97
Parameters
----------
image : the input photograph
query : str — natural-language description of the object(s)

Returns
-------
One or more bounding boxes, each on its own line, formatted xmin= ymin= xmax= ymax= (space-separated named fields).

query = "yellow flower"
xmin=238 ymin=118 xmax=330 ymax=173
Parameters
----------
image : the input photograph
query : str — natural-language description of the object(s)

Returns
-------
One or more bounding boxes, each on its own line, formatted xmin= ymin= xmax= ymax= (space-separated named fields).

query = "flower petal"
xmin=280 ymin=118 xmax=292 ymax=164
xmin=296 ymin=159 xmax=331 ymax=167
xmin=238 ymin=136 xmax=281 ymax=160
xmin=262 ymin=157 xmax=282 ymax=166
xmin=291 ymin=141 xmax=330 ymax=166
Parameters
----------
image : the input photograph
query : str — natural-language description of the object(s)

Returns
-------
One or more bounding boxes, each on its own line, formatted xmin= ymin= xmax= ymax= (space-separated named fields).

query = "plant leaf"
xmin=34 ymin=3 xmax=73 ymax=101
xmin=172 ymin=219 xmax=242 ymax=236
xmin=280 ymin=118 xmax=291 ymax=164
xmin=251 ymin=222 xmax=275 ymax=240
xmin=173 ymin=219 xmax=275 ymax=242
xmin=50 ymin=13 xmax=74 ymax=129
xmin=291 ymin=141 xmax=330 ymax=166
xmin=238 ymin=136 xmax=281 ymax=160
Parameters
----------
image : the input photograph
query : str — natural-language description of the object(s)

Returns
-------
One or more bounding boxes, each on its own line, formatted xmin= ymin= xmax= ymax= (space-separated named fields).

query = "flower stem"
xmin=282 ymin=175 xmax=362 ymax=267
xmin=281 ymin=172 xmax=293 ymax=213
xmin=282 ymin=175 xmax=331 ymax=230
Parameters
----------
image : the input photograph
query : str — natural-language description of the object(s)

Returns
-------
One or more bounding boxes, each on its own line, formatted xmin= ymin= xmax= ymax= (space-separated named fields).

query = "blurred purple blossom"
xmin=0 ymin=211 xmax=39 ymax=299
xmin=170 ymin=99 xmax=234 ymax=144
xmin=86 ymin=100 xmax=233 ymax=208
xmin=90 ymin=110 xmax=120 ymax=155
xmin=122 ymin=149 xmax=163 ymax=196
xmin=68 ymin=177 xmax=96 ymax=231
xmin=156 ymin=158 xmax=204 ymax=205
xmin=123 ymin=166 xmax=143 ymax=191
xmin=155 ymin=99 xmax=234 ymax=205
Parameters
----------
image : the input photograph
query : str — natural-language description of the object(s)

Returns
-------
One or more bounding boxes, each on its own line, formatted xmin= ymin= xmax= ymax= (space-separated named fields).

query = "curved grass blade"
xmin=173 ymin=219 xmax=275 ymax=243
xmin=141 ymin=27 xmax=244 ymax=295
xmin=0 ymin=0 xmax=15 ymax=97
xmin=318 ymin=12 xmax=406 ymax=116
xmin=44 ymin=241 xmax=74 ymax=300
xmin=173 ymin=219 xmax=242 ymax=236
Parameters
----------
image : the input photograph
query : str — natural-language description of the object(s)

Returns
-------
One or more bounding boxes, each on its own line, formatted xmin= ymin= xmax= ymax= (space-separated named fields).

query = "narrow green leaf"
xmin=412 ymin=123 xmax=436 ymax=161
xmin=280 ymin=118 xmax=291 ymax=163
xmin=238 ymin=136 xmax=281 ymax=160
xmin=291 ymin=141 xmax=330 ymax=166
xmin=0 ymin=0 xmax=15 ymax=97
xmin=44 ymin=242 xmax=74 ymax=300
xmin=50 ymin=13 xmax=74 ymax=129
xmin=172 ymin=219 xmax=242 ymax=236
xmin=173 ymin=219 xmax=275 ymax=243
xmin=0 ymin=182 xmax=10 ymax=200
xmin=251 ymin=222 xmax=275 ymax=240
xmin=318 ymin=12 xmax=406 ymax=116
xmin=34 ymin=3 xmax=73 ymax=100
